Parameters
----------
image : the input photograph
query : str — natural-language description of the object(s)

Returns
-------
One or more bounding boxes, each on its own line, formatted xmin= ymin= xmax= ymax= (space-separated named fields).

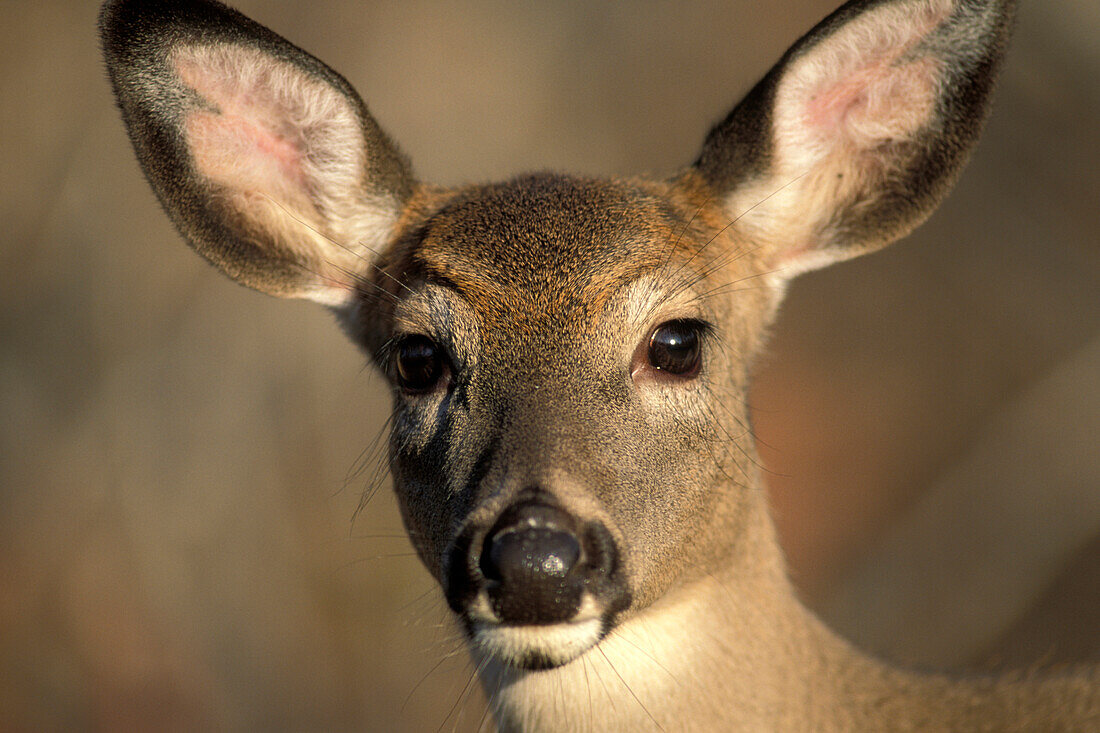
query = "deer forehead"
xmin=390 ymin=174 xmax=730 ymax=339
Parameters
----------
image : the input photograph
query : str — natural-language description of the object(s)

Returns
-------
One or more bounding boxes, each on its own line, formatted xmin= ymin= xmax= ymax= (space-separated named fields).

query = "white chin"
xmin=471 ymin=618 xmax=603 ymax=669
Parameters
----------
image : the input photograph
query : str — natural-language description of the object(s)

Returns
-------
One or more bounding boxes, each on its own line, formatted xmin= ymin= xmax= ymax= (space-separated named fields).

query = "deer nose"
xmin=480 ymin=502 xmax=584 ymax=624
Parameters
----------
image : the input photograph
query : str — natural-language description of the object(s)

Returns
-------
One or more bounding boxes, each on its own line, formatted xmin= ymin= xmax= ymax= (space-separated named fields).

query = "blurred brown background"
xmin=2 ymin=1 xmax=1097 ymax=730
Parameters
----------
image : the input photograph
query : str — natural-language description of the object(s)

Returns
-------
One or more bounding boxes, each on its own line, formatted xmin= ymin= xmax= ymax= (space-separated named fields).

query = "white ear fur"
xmin=724 ymin=0 xmax=999 ymax=282
xmin=174 ymin=45 xmax=402 ymax=307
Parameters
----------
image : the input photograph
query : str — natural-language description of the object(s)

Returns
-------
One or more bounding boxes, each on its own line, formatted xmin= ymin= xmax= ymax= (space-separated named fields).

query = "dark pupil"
xmin=648 ymin=321 xmax=700 ymax=375
xmin=396 ymin=335 xmax=442 ymax=392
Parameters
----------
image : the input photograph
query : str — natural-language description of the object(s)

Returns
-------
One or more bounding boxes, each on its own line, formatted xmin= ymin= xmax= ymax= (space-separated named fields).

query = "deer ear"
xmin=692 ymin=0 xmax=1014 ymax=281
xmin=100 ymin=0 xmax=414 ymax=308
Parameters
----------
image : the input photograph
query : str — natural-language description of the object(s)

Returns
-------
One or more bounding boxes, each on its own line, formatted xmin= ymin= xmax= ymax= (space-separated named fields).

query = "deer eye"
xmin=647 ymin=320 xmax=704 ymax=378
xmin=395 ymin=334 xmax=447 ymax=394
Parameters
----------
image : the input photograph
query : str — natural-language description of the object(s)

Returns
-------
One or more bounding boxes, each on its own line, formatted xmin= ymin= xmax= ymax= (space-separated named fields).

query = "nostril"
xmin=482 ymin=525 xmax=581 ymax=584
xmin=582 ymin=521 xmax=619 ymax=578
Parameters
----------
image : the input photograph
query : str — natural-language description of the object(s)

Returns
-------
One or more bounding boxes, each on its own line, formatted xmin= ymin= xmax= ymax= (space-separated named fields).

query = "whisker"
xmin=596 ymin=644 xmax=664 ymax=732
xmin=437 ymin=657 xmax=482 ymax=733
xmin=474 ymin=670 xmax=499 ymax=733
xmin=661 ymin=194 xmax=711 ymax=272
xmin=397 ymin=584 xmax=442 ymax=615
xmin=582 ymin=653 xmax=594 ymax=731
xmin=607 ymin=625 xmax=677 ymax=684
xmin=345 ymin=413 xmax=393 ymax=486
xmin=402 ymin=653 xmax=452 ymax=714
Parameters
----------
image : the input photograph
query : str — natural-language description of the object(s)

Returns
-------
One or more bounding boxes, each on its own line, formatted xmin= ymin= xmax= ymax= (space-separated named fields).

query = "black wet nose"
xmin=480 ymin=503 xmax=584 ymax=624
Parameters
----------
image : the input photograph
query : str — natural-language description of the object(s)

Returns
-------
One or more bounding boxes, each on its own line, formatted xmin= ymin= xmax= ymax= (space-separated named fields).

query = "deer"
xmin=100 ymin=0 xmax=1099 ymax=729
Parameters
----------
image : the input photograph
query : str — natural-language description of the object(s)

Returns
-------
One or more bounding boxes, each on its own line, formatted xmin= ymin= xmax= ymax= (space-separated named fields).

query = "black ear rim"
xmin=99 ymin=0 xmax=414 ymax=300
xmin=691 ymin=0 xmax=1016 ymax=253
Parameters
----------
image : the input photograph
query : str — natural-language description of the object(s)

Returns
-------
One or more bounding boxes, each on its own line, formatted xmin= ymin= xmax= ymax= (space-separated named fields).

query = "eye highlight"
xmin=394 ymin=334 xmax=447 ymax=394
xmin=643 ymin=319 xmax=706 ymax=379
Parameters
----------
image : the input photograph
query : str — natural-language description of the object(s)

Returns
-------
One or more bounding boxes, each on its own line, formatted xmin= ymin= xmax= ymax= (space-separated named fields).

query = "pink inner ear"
xmin=803 ymin=56 xmax=941 ymax=147
xmin=184 ymin=109 xmax=306 ymax=192
xmin=804 ymin=67 xmax=880 ymax=132
xmin=175 ymin=50 xmax=308 ymax=201
xmin=785 ymin=0 xmax=951 ymax=154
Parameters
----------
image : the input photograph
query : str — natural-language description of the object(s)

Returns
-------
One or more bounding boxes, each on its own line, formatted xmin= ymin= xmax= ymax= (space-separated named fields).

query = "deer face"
xmin=360 ymin=173 xmax=771 ymax=668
